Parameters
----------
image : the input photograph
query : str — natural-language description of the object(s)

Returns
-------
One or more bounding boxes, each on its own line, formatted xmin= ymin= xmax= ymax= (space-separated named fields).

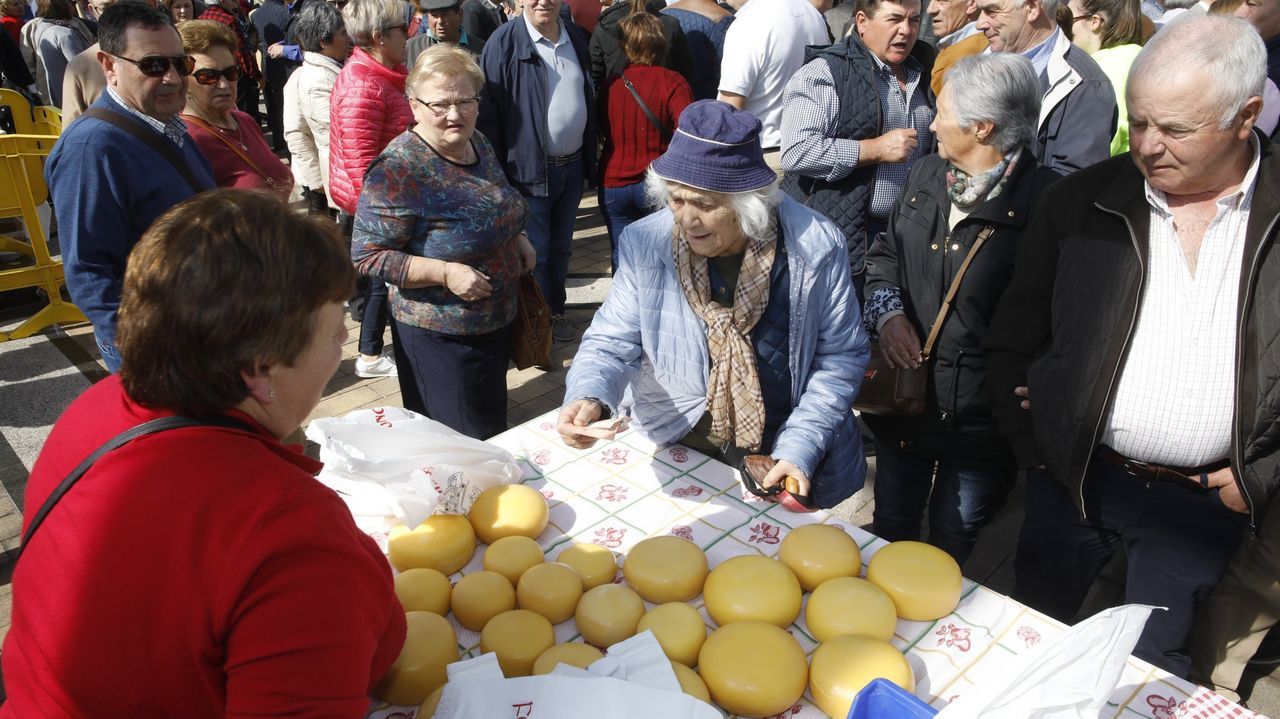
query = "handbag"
xmin=621 ymin=72 xmax=671 ymax=143
xmin=81 ymin=108 xmax=210 ymax=193
xmin=510 ymin=272 xmax=552 ymax=370
xmin=854 ymin=225 xmax=996 ymax=417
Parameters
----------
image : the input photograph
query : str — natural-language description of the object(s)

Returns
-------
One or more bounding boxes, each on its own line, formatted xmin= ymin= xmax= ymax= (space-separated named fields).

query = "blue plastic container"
xmin=844 ymin=678 xmax=939 ymax=719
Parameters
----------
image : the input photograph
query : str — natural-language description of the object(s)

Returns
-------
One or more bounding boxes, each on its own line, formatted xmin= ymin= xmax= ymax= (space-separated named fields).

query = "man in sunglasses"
xmin=45 ymin=2 xmax=215 ymax=372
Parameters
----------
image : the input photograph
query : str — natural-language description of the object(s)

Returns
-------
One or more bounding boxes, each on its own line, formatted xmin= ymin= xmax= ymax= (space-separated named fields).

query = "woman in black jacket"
xmin=862 ymin=53 xmax=1060 ymax=564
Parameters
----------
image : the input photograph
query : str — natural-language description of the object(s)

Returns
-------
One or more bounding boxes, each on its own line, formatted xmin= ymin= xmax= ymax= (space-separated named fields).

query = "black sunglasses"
xmin=192 ymin=65 xmax=244 ymax=85
xmin=113 ymin=54 xmax=196 ymax=78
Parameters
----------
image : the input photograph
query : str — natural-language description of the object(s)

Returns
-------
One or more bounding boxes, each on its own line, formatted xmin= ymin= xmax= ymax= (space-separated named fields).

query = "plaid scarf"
xmin=672 ymin=218 xmax=777 ymax=451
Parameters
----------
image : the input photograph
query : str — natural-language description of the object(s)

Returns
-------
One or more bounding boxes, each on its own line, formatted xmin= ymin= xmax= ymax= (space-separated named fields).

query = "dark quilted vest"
xmin=780 ymin=36 xmax=936 ymax=270
xmin=754 ymin=235 xmax=792 ymax=450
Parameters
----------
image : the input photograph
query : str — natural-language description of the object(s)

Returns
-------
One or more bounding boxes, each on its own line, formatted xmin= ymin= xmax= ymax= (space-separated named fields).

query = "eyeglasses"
xmin=384 ymin=23 xmax=407 ymax=32
xmin=411 ymin=95 xmax=481 ymax=116
xmin=192 ymin=65 xmax=244 ymax=85
xmin=113 ymin=54 xmax=196 ymax=78
xmin=1070 ymin=12 xmax=1095 ymax=21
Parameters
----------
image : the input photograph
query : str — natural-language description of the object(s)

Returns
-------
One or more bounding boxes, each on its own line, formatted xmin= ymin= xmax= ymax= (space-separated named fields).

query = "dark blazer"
xmin=461 ymin=0 xmax=505 ymax=41
xmin=587 ymin=0 xmax=693 ymax=91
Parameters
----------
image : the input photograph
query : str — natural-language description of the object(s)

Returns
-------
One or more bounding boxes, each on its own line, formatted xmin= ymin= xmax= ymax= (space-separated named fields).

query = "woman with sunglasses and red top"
xmin=178 ymin=20 xmax=293 ymax=194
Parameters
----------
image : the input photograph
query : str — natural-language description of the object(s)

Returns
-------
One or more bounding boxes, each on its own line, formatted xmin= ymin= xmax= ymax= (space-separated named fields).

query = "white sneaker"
xmin=355 ymin=355 xmax=398 ymax=378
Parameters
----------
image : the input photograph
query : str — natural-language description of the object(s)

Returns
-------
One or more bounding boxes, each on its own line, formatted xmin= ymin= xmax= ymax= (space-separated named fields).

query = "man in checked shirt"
xmin=779 ymin=0 xmax=936 ymax=294
xmin=984 ymin=16 xmax=1280 ymax=679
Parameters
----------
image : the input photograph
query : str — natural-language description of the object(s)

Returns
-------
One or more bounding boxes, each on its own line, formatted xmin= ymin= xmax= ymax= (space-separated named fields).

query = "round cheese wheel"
xmin=532 ymin=642 xmax=605 ymax=675
xmin=484 ymin=535 xmax=545 ymax=586
xmin=467 ymin=484 xmax=550 ymax=545
xmin=387 ymin=514 xmax=476 ymax=575
xmin=703 ymin=555 xmax=802 ymax=628
xmin=516 ymin=561 xmax=583 ymax=624
xmin=556 ymin=542 xmax=618 ymax=589
xmin=394 ymin=568 xmax=452 ymax=616
xmin=777 ymin=524 xmax=861 ymax=592
xmin=574 ymin=583 xmax=645 ymax=648
xmin=623 ymin=536 xmax=708 ymax=603
xmin=670 ymin=661 xmax=712 ymax=704
xmin=420 ymin=685 xmax=444 ymax=718
xmin=636 ymin=602 xmax=707 ymax=667
xmin=698 ymin=621 xmax=808 ymax=717
xmin=373 ymin=611 xmax=459 ymax=706
xmin=806 ymin=576 xmax=897 ymax=643
xmin=479 ymin=609 xmax=555 ymax=677
xmin=451 ymin=570 xmax=516 ymax=631
xmin=866 ymin=541 xmax=963 ymax=621
xmin=808 ymin=634 xmax=914 ymax=719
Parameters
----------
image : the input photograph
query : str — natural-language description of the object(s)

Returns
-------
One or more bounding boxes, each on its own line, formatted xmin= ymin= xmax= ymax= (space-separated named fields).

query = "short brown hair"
xmin=118 ymin=190 xmax=356 ymax=417
xmin=177 ymin=18 xmax=237 ymax=55
xmin=619 ymin=12 xmax=665 ymax=66
xmin=36 ymin=0 xmax=76 ymax=21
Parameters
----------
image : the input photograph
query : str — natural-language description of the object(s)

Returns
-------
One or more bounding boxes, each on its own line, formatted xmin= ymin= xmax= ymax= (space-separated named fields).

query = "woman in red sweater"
xmin=0 ymin=190 xmax=406 ymax=717
xmin=598 ymin=9 xmax=692 ymax=271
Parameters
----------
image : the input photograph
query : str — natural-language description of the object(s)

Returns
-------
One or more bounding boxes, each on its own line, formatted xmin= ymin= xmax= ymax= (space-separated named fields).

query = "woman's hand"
xmin=761 ymin=459 xmax=810 ymax=499
xmin=515 ymin=232 xmax=536 ymax=274
xmin=557 ymin=399 xmax=604 ymax=449
xmin=444 ymin=262 xmax=493 ymax=301
xmin=879 ymin=315 xmax=922 ymax=369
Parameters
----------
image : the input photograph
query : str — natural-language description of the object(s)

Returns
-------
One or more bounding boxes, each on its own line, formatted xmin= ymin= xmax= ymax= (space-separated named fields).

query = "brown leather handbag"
xmin=510 ymin=272 xmax=552 ymax=370
xmin=855 ymin=226 xmax=995 ymax=417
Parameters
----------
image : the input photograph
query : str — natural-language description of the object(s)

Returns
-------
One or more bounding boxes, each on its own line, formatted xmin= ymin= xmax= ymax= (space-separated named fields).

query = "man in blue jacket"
xmin=477 ymin=0 xmax=595 ymax=344
xmin=47 ymin=2 xmax=214 ymax=371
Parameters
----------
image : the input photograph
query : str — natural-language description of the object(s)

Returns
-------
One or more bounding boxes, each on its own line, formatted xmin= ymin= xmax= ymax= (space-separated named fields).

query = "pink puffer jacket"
xmin=328 ymin=47 xmax=414 ymax=215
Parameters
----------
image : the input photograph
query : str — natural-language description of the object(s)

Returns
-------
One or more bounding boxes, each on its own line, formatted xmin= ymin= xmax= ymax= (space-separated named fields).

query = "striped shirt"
xmin=1100 ymin=137 xmax=1261 ymax=466
xmin=106 ymin=86 xmax=186 ymax=148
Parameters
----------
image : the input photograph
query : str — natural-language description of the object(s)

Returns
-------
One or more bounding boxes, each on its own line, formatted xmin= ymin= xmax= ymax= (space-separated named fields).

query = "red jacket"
xmin=0 ymin=375 xmax=406 ymax=717
xmin=328 ymin=46 xmax=414 ymax=215
xmin=599 ymin=64 xmax=692 ymax=188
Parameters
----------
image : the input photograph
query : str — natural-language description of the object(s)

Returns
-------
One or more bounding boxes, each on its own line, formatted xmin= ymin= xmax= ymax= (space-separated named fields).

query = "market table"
xmin=365 ymin=410 xmax=1259 ymax=719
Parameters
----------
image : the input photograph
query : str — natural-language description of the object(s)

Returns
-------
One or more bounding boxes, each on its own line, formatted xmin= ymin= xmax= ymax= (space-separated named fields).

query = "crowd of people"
xmin=1 ymin=0 xmax=1280 ymax=711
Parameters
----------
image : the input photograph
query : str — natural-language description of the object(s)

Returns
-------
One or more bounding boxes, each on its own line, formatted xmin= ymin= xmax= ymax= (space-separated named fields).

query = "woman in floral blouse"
xmin=352 ymin=44 xmax=534 ymax=439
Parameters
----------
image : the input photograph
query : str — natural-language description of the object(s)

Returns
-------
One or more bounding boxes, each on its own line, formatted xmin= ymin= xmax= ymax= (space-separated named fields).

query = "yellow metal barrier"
xmin=0 ymin=134 xmax=87 ymax=341
xmin=0 ymin=91 xmax=61 ymax=259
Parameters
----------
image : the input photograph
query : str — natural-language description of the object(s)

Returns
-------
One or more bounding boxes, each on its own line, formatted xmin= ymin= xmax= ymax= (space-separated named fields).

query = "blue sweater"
xmin=47 ymin=92 xmax=214 ymax=366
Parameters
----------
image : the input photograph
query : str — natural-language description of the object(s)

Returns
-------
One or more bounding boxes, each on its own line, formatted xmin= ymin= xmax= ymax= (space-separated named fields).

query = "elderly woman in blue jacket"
xmin=557 ymin=100 xmax=870 ymax=510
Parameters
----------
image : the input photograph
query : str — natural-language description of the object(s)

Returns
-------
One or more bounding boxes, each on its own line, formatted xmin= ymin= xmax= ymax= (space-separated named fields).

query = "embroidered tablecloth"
xmin=366 ymin=411 xmax=1261 ymax=719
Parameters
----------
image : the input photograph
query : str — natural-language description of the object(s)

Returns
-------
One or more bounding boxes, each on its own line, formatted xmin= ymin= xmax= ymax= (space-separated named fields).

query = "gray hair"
xmin=643 ymin=168 xmax=784 ymax=241
xmin=1009 ymin=0 xmax=1059 ymax=17
xmin=409 ymin=44 xmax=485 ymax=97
xmin=943 ymin=54 xmax=1041 ymax=153
xmin=342 ymin=0 xmax=403 ymax=47
xmin=1129 ymin=15 xmax=1266 ymax=130
xmin=294 ymin=0 xmax=344 ymax=52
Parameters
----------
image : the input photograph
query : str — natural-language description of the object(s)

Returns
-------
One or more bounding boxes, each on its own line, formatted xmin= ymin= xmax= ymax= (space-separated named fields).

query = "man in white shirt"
xmin=984 ymin=16 xmax=1278 ymax=679
xmin=716 ymin=0 xmax=831 ymax=157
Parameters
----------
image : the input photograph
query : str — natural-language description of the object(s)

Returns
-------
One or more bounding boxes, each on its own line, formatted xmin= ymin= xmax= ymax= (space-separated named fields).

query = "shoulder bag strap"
xmin=620 ymin=72 xmax=671 ymax=144
xmin=181 ymin=113 xmax=280 ymax=188
xmin=16 ymin=414 xmax=255 ymax=562
xmin=921 ymin=224 xmax=996 ymax=360
xmin=81 ymin=107 xmax=207 ymax=193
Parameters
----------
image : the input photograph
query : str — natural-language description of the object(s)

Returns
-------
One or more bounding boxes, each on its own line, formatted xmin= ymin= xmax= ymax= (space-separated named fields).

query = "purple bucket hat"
xmin=649 ymin=100 xmax=778 ymax=194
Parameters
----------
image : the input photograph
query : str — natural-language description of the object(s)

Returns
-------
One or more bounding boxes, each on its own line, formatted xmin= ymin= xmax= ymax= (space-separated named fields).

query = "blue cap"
xmin=650 ymin=100 xmax=778 ymax=194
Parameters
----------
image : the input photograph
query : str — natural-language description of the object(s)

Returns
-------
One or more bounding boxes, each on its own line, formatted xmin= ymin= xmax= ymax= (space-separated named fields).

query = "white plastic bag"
xmin=305 ymin=407 xmax=522 ymax=543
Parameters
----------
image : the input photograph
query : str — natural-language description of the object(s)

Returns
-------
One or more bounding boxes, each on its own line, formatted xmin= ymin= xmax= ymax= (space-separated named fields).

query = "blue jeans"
xmin=599 ymin=182 xmax=655 ymax=272
xmin=871 ymin=441 xmax=1016 ymax=565
xmin=96 ymin=332 xmax=122 ymax=373
xmin=524 ymin=160 xmax=584 ymax=316
xmin=358 ymin=278 xmax=389 ymax=356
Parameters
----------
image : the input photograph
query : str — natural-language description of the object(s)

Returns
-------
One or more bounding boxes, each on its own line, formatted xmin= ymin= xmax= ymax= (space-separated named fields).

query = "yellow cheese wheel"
xmin=420 ymin=685 xmax=444 ymax=718
xmin=451 ymin=570 xmax=516 ymax=631
xmin=516 ymin=561 xmax=583 ymax=624
xmin=636 ymin=602 xmax=707 ymax=667
xmin=484 ymin=535 xmax=545 ymax=586
xmin=866 ymin=541 xmax=963 ymax=621
xmin=394 ymin=568 xmax=453 ymax=616
xmin=532 ymin=642 xmax=605 ymax=674
xmin=806 ymin=576 xmax=897 ymax=643
xmin=574 ymin=583 xmax=645 ymax=648
xmin=479 ymin=609 xmax=556 ymax=677
xmin=670 ymin=661 xmax=712 ymax=703
xmin=556 ymin=542 xmax=618 ymax=589
xmin=703 ymin=555 xmax=802 ymax=628
xmin=698 ymin=621 xmax=808 ymax=717
xmin=777 ymin=524 xmax=862 ymax=592
xmin=373 ymin=611 xmax=459 ymax=706
xmin=623 ymin=536 xmax=708 ymax=603
xmin=467 ymin=484 xmax=550 ymax=544
xmin=808 ymin=634 xmax=914 ymax=719
xmin=387 ymin=514 xmax=476 ymax=575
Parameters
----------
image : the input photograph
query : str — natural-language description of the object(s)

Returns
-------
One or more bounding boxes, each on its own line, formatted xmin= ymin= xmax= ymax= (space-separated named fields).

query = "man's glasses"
xmin=192 ymin=65 xmax=244 ymax=85
xmin=412 ymin=96 xmax=481 ymax=117
xmin=113 ymin=54 xmax=196 ymax=78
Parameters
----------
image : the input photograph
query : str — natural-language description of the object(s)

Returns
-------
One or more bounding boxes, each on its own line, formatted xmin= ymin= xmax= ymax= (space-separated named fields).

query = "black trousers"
xmin=391 ymin=318 xmax=511 ymax=440
xmin=1013 ymin=458 xmax=1249 ymax=677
